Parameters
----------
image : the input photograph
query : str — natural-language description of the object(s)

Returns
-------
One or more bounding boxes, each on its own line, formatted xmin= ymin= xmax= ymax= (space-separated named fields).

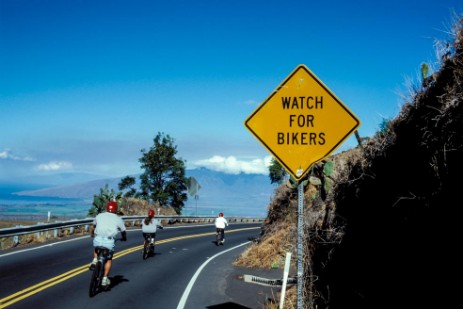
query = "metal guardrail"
xmin=0 ymin=215 xmax=265 ymax=238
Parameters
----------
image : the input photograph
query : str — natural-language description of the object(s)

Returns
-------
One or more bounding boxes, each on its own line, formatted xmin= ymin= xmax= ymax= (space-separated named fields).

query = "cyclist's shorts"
xmin=216 ymin=228 xmax=225 ymax=234
xmin=93 ymin=235 xmax=115 ymax=259
xmin=143 ymin=233 xmax=156 ymax=240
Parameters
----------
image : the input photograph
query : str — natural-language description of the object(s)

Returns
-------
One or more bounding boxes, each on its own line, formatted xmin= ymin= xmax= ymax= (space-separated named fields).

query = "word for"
xmin=289 ymin=114 xmax=314 ymax=127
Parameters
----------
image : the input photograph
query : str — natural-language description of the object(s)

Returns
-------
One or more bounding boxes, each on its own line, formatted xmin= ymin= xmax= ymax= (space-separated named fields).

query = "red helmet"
xmin=219 ymin=212 xmax=223 ymax=217
xmin=106 ymin=201 xmax=118 ymax=213
xmin=148 ymin=209 xmax=155 ymax=217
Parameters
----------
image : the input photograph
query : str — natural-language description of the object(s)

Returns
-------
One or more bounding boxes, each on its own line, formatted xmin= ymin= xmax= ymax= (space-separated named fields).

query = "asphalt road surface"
xmin=0 ymin=223 xmax=265 ymax=309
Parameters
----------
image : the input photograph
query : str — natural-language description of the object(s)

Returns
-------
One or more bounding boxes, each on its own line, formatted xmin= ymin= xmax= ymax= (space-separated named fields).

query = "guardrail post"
xmin=70 ymin=227 xmax=74 ymax=235
xmin=54 ymin=229 xmax=58 ymax=238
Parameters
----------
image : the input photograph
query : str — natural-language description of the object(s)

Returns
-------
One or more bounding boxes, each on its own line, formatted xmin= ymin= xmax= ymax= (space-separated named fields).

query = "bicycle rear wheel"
xmin=143 ymin=243 xmax=149 ymax=260
xmin=89 ymin=261 xmax=102 ymax=297
xmin=150 ymin=243 xmax=155 ymax=256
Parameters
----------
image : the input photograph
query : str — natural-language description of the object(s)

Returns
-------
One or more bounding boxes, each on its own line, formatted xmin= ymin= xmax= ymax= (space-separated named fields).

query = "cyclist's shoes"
xmin=102 ymin=277 xmax=111 ymax=287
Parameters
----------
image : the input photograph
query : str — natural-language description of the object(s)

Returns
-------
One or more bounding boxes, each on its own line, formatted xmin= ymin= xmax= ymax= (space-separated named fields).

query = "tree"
xmin=118 ymin=176 xmax=137 ymax=198
xmin=139 ymin=132 xmax=188 ymax=214
xmin=268 ymin=157 xmax=287 ymax=185
xmin=88 ymin=184 xmax=122 ymax=217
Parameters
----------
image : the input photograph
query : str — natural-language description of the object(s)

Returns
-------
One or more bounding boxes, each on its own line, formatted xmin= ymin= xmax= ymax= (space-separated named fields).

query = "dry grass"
xmin=234 ymin=184 xmax=298 ymax=270
xmin=265 ymin=285 xmax=298 ymax=309
xmin=234 ymin=221 xmax=296 ymax=269
xmin=120 ymin=198 xmax=177 ymax=216
xmin=233 ymin=179 xmax=301 ymax=308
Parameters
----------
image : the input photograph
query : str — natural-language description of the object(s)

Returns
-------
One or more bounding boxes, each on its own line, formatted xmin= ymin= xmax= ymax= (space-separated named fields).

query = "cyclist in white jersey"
xmin=142 ymin=209 xmax=161 ymax=246
xmin=214 ymin=212 xmax=228 ymax=243
xmin=89 ymin=201 xmax=127 ymax=286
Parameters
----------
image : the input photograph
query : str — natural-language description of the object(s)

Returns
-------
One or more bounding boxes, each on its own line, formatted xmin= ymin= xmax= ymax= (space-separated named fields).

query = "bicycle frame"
xmin=143 ymin=234 xmax=155 ymax=260
xmin=89 ymin=246 xmax=111 ymax=297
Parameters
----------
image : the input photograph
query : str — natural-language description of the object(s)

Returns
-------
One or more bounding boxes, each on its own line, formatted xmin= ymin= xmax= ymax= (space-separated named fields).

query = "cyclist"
xmin=89 ymin=200 xmax=127 ymax=287
xmin=214 ymin=212 xmax=228 ymax=245
xmin=142 ymin=209 xmax=162 ymax=249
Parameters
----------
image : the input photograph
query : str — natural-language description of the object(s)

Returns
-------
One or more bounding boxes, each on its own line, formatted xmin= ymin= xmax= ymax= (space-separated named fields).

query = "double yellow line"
xmin=0 ymin=226 xmax=259 ymax=308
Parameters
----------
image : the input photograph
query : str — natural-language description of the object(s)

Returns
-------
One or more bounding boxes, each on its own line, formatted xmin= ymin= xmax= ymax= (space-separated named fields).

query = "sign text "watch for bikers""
xmin=245 ymin=64 xmax=360 ymax=181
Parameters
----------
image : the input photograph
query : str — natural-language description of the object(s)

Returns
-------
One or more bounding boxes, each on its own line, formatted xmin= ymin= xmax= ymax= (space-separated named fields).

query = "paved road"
xmin=183 ymin=243 xmax=284 ymax=308
xmin=0 ymin=223 xmax=284 ymax=309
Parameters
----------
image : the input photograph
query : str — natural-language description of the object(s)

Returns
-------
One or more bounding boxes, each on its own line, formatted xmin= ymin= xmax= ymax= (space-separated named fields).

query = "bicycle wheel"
xmin=143 ymin=243 xmax=149 ymax=260
xmin=89 ymin=261 xmax=102 ymax=297
xmin=150 ymin=244 xmax=155 ymax=256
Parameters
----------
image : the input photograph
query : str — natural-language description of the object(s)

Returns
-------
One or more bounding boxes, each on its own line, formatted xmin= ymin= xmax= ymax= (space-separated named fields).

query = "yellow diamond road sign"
xmin=245 ymin=64 xmax=360 ymax=181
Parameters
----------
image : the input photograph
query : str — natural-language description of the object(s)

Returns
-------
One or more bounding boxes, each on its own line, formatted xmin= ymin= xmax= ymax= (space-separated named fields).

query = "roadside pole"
xmin=280 ymin=252 xmax=292 ymax=309
xmin=297 ymin=181 xmax=304 ymax=309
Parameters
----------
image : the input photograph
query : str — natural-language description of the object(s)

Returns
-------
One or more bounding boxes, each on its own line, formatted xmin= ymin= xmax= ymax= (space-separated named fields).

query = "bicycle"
xmin=89 ymin=246 xmax=112 ymax=297
xmin=142 ymin=224 xmax=163 ymax=259
xmin=216 ymin=228 xmax=225 ymax=246
xmin=142 ymin=234 xmax=155 ymax=260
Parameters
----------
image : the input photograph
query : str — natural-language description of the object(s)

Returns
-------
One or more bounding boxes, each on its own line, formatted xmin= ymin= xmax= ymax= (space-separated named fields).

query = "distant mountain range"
xmin=13 ymin=168 xmax=277 ymax=217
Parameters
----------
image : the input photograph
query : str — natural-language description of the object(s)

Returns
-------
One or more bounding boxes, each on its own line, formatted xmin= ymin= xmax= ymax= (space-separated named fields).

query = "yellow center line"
xmin=0 ymin=226 xmax=259 ymax=308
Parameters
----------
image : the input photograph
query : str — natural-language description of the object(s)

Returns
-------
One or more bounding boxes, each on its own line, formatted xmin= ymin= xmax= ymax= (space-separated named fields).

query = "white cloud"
xmin=36 ymin=161 xmax=73 ymax=171
xmin=193 ymin=155 xmax=272 ymax=175
xmin=0 ymin=149 xmax=34 ymax=161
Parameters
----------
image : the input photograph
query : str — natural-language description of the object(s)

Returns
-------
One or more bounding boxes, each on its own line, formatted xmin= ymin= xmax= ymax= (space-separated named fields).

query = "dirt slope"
xmin=319 ymin=16 xmax=462 ymax=309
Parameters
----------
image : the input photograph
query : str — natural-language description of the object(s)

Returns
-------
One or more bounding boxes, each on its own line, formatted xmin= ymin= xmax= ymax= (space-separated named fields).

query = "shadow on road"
xmin=108 ymin=275 xmax=129 ymax=289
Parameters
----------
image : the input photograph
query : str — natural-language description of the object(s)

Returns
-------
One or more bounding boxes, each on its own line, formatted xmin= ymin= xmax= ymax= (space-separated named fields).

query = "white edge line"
xmin=0 ymin=235 xmax=90 ymax=257
xmin=176 ymin=241 xmax=251 ymax=309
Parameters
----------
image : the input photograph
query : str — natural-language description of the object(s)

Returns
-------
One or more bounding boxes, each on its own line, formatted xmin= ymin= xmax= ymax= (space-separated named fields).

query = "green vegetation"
xmin=88 ymin=184 xmax=122 ymax=216
xmin=89 ymin=132 xmax=188 ymax=216
xmin=118 ymin=176 xmax=138 ymax=198
xmin=268 ymin=157 xmax=286 ymax=185
xmin=420 ymin=62 xmax=429 ymax=80
xmin=138 ymin=132 xmax=188 ymax=214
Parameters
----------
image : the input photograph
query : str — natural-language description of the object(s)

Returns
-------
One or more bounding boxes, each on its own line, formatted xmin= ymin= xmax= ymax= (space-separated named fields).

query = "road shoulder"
xmin=185 ymin=243 xmax=285 ymax=309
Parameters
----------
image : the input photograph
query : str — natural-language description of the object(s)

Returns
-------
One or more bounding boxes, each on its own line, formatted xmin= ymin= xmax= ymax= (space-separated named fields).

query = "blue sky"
xmin=1 ymin=0 xmax=462 ymax=185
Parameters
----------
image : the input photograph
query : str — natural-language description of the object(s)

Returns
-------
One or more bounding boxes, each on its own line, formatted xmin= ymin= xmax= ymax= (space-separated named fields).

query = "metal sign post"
xmin=297 ymin=181 xmax=304 ymax=309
